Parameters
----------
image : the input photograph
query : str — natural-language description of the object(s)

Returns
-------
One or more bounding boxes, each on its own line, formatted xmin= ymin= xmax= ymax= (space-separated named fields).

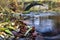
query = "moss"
xmin=23 ymin=11 xmax=30 ymax=14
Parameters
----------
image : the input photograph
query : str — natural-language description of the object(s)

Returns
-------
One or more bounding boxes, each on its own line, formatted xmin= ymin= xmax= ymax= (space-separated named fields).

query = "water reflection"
xmin=20 ymin=12 xmax=60 ymax=40
xmin=22 ymin=12 xmax=60 ymax=32
xmin=21 ymin=12 xmax=57 ymax=33
xmin=37 ymin=19 xmax=55 ymax=33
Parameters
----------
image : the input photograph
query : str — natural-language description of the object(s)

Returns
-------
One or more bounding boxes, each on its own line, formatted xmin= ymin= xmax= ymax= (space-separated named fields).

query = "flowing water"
xmin=20 ymin=12 xmax=60 ymax=40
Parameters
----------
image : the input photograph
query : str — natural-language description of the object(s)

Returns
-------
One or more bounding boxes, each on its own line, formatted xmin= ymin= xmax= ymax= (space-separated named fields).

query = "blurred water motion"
xmin=21 ymin=12 xmax=57 ymax=32
xmin=37 ymin=19 xmax=55 ymax=33
xmin=21 ymin=12 xmax=60 ymax=40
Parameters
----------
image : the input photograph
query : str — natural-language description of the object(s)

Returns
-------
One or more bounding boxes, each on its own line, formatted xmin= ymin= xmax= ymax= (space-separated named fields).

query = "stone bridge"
xmin=23 ymin=1 xmax=48 ymax=11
